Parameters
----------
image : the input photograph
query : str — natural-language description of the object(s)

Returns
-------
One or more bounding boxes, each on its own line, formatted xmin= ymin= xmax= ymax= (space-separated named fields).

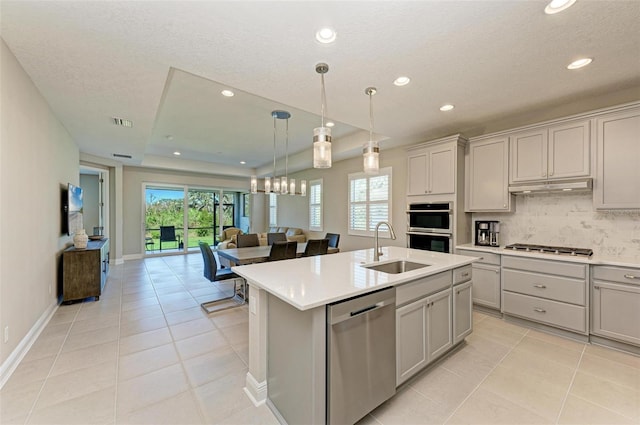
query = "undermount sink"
xmin=363 ymin=260 xmax=430 ymax=274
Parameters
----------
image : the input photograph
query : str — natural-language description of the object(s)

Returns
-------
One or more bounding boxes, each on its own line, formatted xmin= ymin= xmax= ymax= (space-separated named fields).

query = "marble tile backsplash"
xmin=472 ymin=192 xmax=640 ymax=257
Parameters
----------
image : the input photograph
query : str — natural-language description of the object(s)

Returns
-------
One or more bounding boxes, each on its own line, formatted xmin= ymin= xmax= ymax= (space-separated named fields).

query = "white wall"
xmin=122 ymin=166 xmax=260 ymax=256
xmin=0 ymin=39 xmax=79 ymax=368
xmin=273 ymin=146 xmax=409 ymax=252
xmin=473 ymin=192 xmax=640 ymax=257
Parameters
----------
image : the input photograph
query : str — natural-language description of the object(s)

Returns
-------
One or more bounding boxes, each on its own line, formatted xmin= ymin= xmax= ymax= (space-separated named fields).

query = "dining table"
xmin=217 ymin=242 xmax=339 ymax=266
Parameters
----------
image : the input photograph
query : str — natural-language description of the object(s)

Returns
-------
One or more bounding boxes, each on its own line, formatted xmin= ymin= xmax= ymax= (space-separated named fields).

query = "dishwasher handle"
xmin=329 ymin=288 xmax=395 ymax=325
xmin=350 ymin=302 xmax=385 ymax=318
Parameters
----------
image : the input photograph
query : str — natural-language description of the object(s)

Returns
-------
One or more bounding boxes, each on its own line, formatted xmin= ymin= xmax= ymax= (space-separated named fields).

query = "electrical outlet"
xmin=3 ymin=326 xmax=8 ymax=343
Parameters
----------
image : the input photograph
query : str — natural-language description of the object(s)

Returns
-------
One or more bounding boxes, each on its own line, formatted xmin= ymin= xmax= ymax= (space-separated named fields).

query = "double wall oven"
xmin=406 ymin=202 xmax=452 ymax=253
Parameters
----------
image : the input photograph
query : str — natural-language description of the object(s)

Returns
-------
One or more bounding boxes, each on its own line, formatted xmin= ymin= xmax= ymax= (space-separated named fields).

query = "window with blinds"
xmin=269 ymin=193 xmax=277 ymax=227
xmin=348 ymin=167 xmax=392 ymax=237
xmin=309 ymin=179 xmax=323 ymax=231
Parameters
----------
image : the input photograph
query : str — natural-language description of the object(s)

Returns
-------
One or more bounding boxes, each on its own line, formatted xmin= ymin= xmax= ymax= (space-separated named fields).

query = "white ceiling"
xmin=1 ymin=1 xmax=639 ymax=177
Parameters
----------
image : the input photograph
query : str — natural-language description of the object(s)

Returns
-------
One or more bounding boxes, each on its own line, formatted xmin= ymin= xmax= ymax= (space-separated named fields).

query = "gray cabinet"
xmin=594 ymin=107 xmax=640 ymax=209
xmin=591 ymin=266 xmax=640 ymax=346
xmin=509 ymin=120 xmax=590 ymax=184
xmin=457 ymin=249 xmax=501 ymax=310
xmin=453 ymin=280 xmax=473 ymax=344
xmin=502 ymin=256 xmax=588 ymax=335
xmin=62 ymin=239 xmax=109 ymax=302
xmin=407 ymin=143 xmax=455 ymax=196
xmin=465 ymin=137 xmax=513 ymax=212
xmin=396 ymin=287 xmax=452 ymax=386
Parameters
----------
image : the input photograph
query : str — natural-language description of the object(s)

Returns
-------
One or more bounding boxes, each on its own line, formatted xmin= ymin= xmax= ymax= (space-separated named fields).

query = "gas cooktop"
xmin=504 ymin=243 xmax=593 ymax=257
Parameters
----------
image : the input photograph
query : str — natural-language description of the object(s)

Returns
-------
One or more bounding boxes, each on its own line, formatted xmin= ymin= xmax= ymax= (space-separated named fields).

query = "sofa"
xmin=258 ymin=226 xmax=307 ymax=245
xmin=216 ymin=227 xmax=243 ymax=250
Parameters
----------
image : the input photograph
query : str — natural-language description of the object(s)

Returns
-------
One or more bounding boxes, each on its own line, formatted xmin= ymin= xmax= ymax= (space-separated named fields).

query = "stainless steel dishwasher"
xmin=327 ymin=287 xmax=396 ymax=424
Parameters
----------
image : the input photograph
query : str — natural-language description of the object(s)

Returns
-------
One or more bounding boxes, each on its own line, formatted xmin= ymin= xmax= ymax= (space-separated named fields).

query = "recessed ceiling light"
xmin=393 ymin=76 xmax=411 ymax=86
xmin=173 ymin=151 xmax=181 ymax=156
xmin=240 ymin=161 xmax=246 ymax=165
xmin=544 ymin=0 xmax=577 ymax=15
xmin=316 ymin=27 xmax=336 ymax=44
xmin=440 ymin=104 xmax=455 ymax=112
xmin=326 ymin=121 xmax=335 ymax=128
xmin=567 ymin=58 xmax=593 ymax=69
xmin=221 ymin=90 xmax=234 ymax=97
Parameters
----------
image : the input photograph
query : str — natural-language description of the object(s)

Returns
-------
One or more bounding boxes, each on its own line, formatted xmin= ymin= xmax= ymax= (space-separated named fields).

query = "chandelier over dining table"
xmin=250 ymin=110 xmax=306 ymax=196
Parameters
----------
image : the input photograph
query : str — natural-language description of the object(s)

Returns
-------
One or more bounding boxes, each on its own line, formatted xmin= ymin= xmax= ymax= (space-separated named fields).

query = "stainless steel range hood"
xmin=509 ymin=178 xmax=593 ymax=194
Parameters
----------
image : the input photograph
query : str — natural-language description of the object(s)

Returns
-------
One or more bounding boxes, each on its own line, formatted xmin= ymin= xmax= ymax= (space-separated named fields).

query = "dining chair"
xmin=303 ymin=238 xmax=329 ymax=257
xmin=325 ymin=233 xmax=340 ymax=248
xmin=267 ymin=232 xmax=287 ymax=245
xmin=199 ymin=242 xmax=246 ymax=313
xmin=268 ymin=241 xmax=297 ymax=261
xmin=160 ymin=226 xmax=181 ymax=251
xmin=236 ymin=233 xmax=260 ymax=248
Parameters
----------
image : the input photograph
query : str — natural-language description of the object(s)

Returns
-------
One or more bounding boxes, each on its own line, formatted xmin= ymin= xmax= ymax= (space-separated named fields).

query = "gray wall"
xmin=79 ymin=174 xmax=100 ymax=234
xmin=274 ymin=146 xmax=409 ymax=252
xmin=122 ymin=166 xmax=260 ymax=256
xmin=0 ymin=39 xmax=79 ymax=368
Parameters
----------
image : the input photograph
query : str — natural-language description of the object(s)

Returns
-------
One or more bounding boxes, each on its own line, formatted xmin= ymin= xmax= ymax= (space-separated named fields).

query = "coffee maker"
xmin=475 ymin=220 xmax=500 ymax=247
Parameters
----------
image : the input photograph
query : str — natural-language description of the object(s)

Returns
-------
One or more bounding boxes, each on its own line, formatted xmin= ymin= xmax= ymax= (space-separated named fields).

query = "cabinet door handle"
xmin=533 ymin=308 xmax=546 ymax=313
xmin=594 ymin=286 xmax=600 ymax=290
xmin=533 ymin=284 xmax=547 ymax=289
xmin=624 ymin=274 xmax=638 ymax=280
xmin=503 ymin=204 xmax=507 ymax=208
xmin=542 ymin=172 xmax=546 ymax=177
xmin=461 ymin=272 xmax=470 ymax=278
xmin=495 ymin=270 xmax=500 ymax=274
xmin=549 ymin=171 xmax=554 ymax=176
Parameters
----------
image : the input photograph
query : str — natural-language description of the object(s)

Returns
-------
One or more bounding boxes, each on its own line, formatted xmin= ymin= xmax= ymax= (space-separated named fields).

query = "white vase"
xmin=73 ymin=229 xmax=89 ymax=249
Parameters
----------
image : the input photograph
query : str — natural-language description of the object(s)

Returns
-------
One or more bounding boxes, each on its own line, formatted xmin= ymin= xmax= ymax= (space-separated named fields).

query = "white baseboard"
xmin=0 ymin=301 xmax=58 ymax=389
xmin=122 ymin=254 xmax=143 ymax=261
xmin=244 ymin=371 xmax=267 ymax=406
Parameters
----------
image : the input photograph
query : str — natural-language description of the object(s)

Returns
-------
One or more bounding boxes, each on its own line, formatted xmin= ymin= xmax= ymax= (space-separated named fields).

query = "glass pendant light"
xmin=250 ymin=176 xmax=258 ymax=194
xmin=313 ymin=63 xmax=332 ymax=168
xmin=363 ymin=87 xmax=379 ymax=174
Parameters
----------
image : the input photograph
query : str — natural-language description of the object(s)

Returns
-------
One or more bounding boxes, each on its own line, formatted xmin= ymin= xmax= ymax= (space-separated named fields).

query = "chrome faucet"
xmin=374 ymin=221 xmax=397 ymax=261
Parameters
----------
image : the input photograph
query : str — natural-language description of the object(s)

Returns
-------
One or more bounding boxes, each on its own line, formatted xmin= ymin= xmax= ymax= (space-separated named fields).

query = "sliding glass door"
xmin=144 ymin=184 xmax=248 ymax=255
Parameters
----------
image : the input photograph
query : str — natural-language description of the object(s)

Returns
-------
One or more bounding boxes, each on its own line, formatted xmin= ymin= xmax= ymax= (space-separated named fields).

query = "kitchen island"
xmin=232 ymin=246 xmax=477 ymax=424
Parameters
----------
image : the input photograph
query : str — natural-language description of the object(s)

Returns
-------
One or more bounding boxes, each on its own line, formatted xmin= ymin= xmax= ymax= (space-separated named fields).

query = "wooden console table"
xmin=62 ymin=238 xmax=110 ymax=302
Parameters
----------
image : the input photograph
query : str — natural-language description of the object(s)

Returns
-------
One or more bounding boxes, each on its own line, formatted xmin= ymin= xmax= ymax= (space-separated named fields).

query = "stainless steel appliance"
xmin=407 ymin=202 xmax=452 ymax=233
xmin=475 ymin=220 xmax=500 ymax=247
xmin=327 ymin=287 xmax=396 ymax=425
xmin=504 ymin=243 xmax=593 ymax=257
xmin=407 ymin=232 xmax=452 ymax=253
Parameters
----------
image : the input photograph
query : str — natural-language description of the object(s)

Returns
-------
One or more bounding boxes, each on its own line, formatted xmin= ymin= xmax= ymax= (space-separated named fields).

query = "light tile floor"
xmin=1 ymin=254 xmax=638 ymax=424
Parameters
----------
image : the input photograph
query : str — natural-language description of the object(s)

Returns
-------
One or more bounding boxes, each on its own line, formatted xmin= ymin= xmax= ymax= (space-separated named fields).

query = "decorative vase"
xmin=73 ymin=229 xmax=89 ymax=249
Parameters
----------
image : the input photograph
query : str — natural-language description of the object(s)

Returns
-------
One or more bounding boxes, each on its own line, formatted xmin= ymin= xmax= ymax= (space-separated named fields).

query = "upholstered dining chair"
xmin=303 ymin=239 xmax=329 ymax=257
xmin=198 ymin=242 xmax=246 ymax=313
xmin=324 ymin=233 xmax=340 ymax=249
xmin=236 ymin=233 xmax=260 ymax=248
xmin=268 ymin=241 xmax=297 ymax=261
xmin=267 ymin=232 xmax=287 ymax=245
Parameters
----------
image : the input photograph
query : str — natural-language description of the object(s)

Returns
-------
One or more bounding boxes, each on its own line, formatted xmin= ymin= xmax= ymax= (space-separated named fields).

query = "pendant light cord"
xmin=285 ymin=117 xmax=289 ymax=178
xmin=273 ymin=115 xmax=277 ymax=178
xmin=369 ymin=91 xmax=374 ymax=142
xmin=321 ymin=73 xmax=327 ymax=127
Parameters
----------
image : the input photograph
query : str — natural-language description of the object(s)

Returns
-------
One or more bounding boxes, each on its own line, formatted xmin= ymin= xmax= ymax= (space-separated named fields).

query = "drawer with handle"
xmin=592 ymin=266 xmax=640 ymax=286
xmin=503 ymin=269 xmax=585 ymax=305
xmin=457 ymin=249 xmax=501 ymax=266
xmin=453 ymin=265 xmax=472 ymax=285
xmin=503 ymin=291 xmax=587 ymax=334
xmin=502 ymin=256 xmax=586 ymax=279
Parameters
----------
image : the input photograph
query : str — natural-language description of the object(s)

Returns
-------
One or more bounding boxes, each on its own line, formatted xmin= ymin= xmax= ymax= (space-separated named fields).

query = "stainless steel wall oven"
xmin=407 ymin=202 xmax=452 ymax=233
xmin=406 ymin=202 xmax=453 ymax=253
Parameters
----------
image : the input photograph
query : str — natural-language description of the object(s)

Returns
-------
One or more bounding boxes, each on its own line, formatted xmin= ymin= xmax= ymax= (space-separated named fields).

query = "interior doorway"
xmin=79 ymin=166 xmax=109 ymax=238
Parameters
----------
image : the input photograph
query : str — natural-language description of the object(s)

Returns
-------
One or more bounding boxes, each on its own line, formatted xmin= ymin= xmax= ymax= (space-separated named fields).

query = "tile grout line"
xmin=22 ymin=303 xmax=82 ymax=424
xmin=553 ymin=344 xmax=586 ymax=424
xmin=441 ymin=327 xmax=532 ymax=425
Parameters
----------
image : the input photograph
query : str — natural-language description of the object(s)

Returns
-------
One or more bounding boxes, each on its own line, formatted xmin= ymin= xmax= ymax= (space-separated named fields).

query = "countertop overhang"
xmin=232 ymin=247 xmax=478 ymax=311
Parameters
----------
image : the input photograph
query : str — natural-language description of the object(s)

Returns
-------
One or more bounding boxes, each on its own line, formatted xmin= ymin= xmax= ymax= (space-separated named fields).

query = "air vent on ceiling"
xmin=112 ymin=153 xmax=132 ymax=159
xmin=112 ymin=117 xmax=133 ymax=128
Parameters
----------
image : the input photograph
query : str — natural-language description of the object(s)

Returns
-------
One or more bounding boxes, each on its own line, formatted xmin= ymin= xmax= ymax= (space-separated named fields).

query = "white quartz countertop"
xmin=232 ymin=246 xmax=477 ymax=311
xmin=456 ymin=244 xmax=640 ymax=268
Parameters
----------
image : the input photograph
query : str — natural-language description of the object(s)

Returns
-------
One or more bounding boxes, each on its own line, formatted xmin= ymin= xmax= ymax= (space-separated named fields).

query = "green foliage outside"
xmin=145 ymin=190 xmax=237 ymax=250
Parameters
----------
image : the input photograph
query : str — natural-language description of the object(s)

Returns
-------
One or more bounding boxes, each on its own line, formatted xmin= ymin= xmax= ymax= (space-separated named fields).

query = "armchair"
xmin=217 ymin=227 xmax=243 ymax=250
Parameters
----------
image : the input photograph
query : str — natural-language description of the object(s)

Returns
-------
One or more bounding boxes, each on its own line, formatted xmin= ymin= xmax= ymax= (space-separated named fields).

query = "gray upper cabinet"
xmin=407 ymin=134 xmax=467 ymax=198
xmin=510 ymin=119 xmax=590 ymax=184
xmin=466 ymin=136 xmax=513 ymax=212
xmin=594 ymin=107 xmax=640 ymax=210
